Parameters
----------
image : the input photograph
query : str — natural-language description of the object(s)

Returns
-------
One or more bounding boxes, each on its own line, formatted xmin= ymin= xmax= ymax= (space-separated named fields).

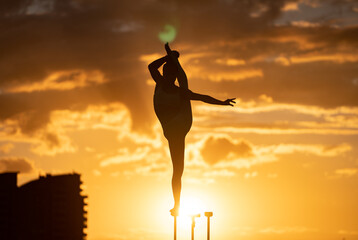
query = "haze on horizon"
xmin=0 ymin=0 xmax=357 ymax=239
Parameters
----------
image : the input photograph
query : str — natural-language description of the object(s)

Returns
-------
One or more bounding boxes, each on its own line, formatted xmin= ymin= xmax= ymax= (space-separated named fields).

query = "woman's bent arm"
xmin=148 ymin=56 xmax=168 ymax=84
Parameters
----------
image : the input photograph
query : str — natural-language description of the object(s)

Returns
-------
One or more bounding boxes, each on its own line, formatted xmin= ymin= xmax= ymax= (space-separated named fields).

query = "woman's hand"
xmin=223 ymin=98 xmax=236 ymax=106
xmin=165 ymin=42 xmax=172 ymax=55
xmin=165 ymin=43 xmax=180 ymax=60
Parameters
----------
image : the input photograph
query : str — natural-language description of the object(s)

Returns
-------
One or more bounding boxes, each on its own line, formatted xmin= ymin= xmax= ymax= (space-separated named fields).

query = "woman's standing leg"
xmin=167 ymin=136 xmax=185 ymax=214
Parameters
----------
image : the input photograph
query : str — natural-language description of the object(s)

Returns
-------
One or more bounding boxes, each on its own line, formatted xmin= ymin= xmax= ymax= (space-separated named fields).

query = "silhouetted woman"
xmin=148 ymin=43 xmax=235 ymax=216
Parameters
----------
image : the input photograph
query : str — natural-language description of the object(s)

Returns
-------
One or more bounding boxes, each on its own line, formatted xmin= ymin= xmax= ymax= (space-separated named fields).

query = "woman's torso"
xmin=153 ymin=83 xmax=192 ymax=136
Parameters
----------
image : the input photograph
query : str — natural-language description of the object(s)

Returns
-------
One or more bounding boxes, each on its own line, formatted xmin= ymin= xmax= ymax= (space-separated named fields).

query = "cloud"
xmin=201 ymin=136 xmax=253 ymax=165
xmin=5 ymin=70 xmax=107 ymax=93
xmin=0 ymin=157 xmax=36 ymax=174
xmin=300 ymin=0 xmax=321 ymax=8
xmin=193 ymin=99 xmax=358 ymax=136
xmin=0 ymin=103 xmax=137 ymax=156
xmin=338 ymin=230 xmax=358 ymax=235
xmin=261 ymin=143 xmax=352 ymax=157
xmin=290 ymin=53 xmax=358 ymax=64
xmin=244 ymin=171 xmax=258 ymax=179
xmin=99 ymin=147 xmax=151 ymax=167
xmin=0 ymin=118 xmax=76 ymax=156
xmin=93 ymin=169 xmax=102 ymax=176
xmin=0 ymin=0 xmax=357 ymax=143
xmin=192 ymin=133 xmax=352 ymax=173
xmin=30 ymin=131 xmax=76 ymax=156
xmin=0 ymin=143 xmax=14 ymax=153
xmin=282 ymin=2 xmax=299 ymax=11
xmin=260 ymin=226 xmax=317 ymax=234
xmin=48 ymin=103 xmax=163 ymax=147
xmin=25 ymin=0 xmax=55 ymax=15
xmin=334 ymin=168 xmax=358 ymax=177
xmin=291 ymin=20 xmax=320 ymax=28
xmin=203 ymin=169 xmax=236 ymax=177
xmin=49 ymin=103 xmax=131 ymax=132
xmin=97 ymin=143 xmax=170 ymax=177
xmin=233 ymin=225 xmax=317 ymax=236
xmin=267 ymin=173 xmax=278 ymax=178
xmin=215 ymin=58 xmax=246 ymax=66
xmin=206 ymin=69 xmax=264 ymax=82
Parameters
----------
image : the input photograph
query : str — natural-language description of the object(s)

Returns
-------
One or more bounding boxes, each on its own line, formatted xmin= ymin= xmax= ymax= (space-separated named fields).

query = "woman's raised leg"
xmin=167 ymin=136 xmax=185 ymax=215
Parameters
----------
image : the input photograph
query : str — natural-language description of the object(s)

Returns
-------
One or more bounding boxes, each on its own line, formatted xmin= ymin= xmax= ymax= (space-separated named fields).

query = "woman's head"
xmin=163 ymin=63 xmax=178 ymax=83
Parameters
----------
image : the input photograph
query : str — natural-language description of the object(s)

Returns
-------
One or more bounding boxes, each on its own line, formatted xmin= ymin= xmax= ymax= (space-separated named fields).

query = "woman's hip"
xmin=162 ymin=119 xmax=192 ymax=140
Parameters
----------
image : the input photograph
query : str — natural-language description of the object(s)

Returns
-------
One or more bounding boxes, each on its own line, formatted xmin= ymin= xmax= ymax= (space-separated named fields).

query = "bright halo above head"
xmin=158 ymin=24 xmax=177 ymax=43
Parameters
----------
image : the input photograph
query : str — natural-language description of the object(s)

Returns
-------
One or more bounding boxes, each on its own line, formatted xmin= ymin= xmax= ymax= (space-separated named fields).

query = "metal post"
xmin=191 ymin=217 xmax=194 ymax=240
xmin=171 ymin=212 xmax=178 ymax=240
xmin=205 ymin=212 xmax=213 ymax=240
xmin=190 ymin=214 xmax=200 ymax=240
xmin=174 ymin=216 xmax=177 ymax=240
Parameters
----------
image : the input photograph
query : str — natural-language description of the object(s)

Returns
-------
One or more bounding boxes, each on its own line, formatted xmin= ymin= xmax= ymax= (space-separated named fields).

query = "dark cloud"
xmin=0 ymin=0 xmax=288 ymax=135
xmin=43 ymin=132 xmax=60 ymax=148
xmin=0 ymin=143 xmax=14 ymax=153
xmin=201 ymin=136 xmax=253 ymax=165
xmin=189 ymin=60 xmax=358 ymax=108
xmin=183 ymin=24 xmax=358 ymax=107
xmin=0 ymin=157 xmax=35 ymax=173
xmin=0 ymin=0 xmax=357 ymax=140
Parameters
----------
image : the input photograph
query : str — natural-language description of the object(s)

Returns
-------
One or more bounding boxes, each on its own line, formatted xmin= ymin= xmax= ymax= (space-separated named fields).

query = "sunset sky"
xmin=1 ymin=0 xmax=358 ymax=239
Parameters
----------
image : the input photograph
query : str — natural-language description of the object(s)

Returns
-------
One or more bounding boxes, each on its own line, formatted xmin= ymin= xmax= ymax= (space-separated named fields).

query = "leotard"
xmin=153 ymin=83 xmax=192 ymax=139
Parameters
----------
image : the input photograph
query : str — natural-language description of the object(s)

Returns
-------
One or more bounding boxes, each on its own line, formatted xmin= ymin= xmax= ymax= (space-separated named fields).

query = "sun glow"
xmin=173 ymin=196 xmax=209 ymax=239
xmin=176 ymin=196 xmax=208 ymax=231
xmin=179 ymin=196 xmax=206 ymax=216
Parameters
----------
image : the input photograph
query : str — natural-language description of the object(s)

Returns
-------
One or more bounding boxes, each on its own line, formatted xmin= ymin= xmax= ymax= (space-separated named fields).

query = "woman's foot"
xmin=170 ymin=206 xmax=180 ymax=216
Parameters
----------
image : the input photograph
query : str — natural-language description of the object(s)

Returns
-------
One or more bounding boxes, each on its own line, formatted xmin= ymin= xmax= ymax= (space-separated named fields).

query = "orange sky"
xmin=0 ymin=0 xmax=358 ymax=239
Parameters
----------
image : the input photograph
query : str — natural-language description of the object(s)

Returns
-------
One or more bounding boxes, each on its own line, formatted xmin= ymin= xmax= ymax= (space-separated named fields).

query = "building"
xmin=0 ymin=172 xmax=87 ymax=240
xmin=0 ymin=172 xmax=18 ymax=240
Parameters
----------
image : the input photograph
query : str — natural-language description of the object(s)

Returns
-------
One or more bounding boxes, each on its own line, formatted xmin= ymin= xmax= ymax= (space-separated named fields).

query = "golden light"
xmin=176 ymin=196 xmax=207 ymax=236
xmin=179 ymin=196 xmax=206 ymax=217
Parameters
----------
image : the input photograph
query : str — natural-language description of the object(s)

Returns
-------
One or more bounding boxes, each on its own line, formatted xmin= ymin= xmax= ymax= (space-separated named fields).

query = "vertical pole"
xmin=172 ymin=211 xmax=178 ymax=240
xmin=190 ymin=214 xmax=200 ymax=240
xmin=207 ymin=217 xmax=210 ymax=240
xmin=174 ymin=216 xmax=177 ymax=240
xmin=205 ymin=212 xmax=213 ymax=240
xmin=191 ymin=218 xmax=194 ymax=240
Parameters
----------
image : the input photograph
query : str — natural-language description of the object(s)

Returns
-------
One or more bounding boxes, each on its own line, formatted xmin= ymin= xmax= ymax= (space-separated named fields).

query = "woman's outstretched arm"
xmin=189 ymin=91 xmax=236 ymax=106
xmin=148 ymin=56 xmax=168 ymax=84
xmin=165 ymin=43 xmax=188 ymax=89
